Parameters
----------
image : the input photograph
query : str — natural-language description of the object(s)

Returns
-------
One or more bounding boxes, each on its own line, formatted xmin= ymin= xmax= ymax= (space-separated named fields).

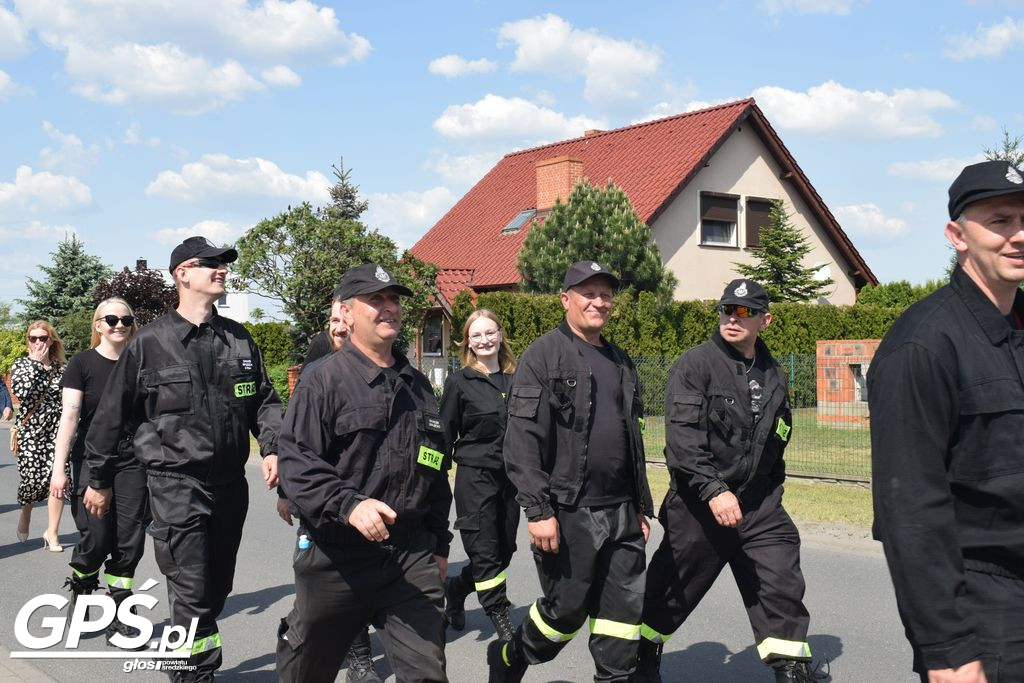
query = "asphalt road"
xmin=0 ymin=439 xmax=917 ymax=682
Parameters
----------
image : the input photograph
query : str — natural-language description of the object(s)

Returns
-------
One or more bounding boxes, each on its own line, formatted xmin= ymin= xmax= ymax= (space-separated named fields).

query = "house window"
xmin=700 ymin=192 xmax=739 ymax=247
xmin=217 ymin=294 xmax=228 ymax=307
xmin=501 ymin=209 xmax=537 ymax=235
xmin=746 ymin=198 xmax=775 ymax=248
xmin=421 ymin=312 xmax=443 ymax=357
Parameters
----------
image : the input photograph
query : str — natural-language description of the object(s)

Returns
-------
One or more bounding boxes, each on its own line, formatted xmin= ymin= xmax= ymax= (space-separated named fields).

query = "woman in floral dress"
xmin=11 ymin=320 xmax=67 ymax=551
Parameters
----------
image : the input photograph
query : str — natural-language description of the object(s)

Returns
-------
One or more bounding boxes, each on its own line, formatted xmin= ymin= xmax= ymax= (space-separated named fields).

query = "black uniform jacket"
xmin=502 ymin=321 xmax=654 ymax=522
xmin=869 ymin=265 xmax=1024 ymax=670
xmin=440 ymin=367 xmax=511 ymax=469
xmin=665 ymin=331 xmax=791 ymax=504
xmin=86 ymin=308 xmax=281 ymax=490
xmin=277 ymin=342 xmax=454 ymax=557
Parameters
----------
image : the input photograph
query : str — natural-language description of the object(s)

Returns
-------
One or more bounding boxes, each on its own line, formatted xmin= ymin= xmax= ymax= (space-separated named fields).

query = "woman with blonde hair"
xmin=440 ymin=309 xmax=519 ymax=642
xmin=11 ymin=320 xmax=66 ymax=550
xmin=49 ymin=298 xmax=148 ymax=644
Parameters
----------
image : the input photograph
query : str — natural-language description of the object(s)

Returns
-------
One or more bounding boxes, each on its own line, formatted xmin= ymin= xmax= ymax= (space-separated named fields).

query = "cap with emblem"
xmin=562 ymin=260 xmax=621 ymax=291
xmin=948 ymin=160 xmax=1024 ymax=219
xmin=719 ymin=278 xmax=770 ymax=311
xmin=332 ymin=263 xmax=413 ymax=301
xmin=169 ymin=236 xmax=238 ymax=273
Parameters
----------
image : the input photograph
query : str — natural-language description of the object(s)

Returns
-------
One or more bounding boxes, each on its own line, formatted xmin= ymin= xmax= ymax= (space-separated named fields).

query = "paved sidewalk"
xmin=0 ymin=645 xmax=55 ymax=682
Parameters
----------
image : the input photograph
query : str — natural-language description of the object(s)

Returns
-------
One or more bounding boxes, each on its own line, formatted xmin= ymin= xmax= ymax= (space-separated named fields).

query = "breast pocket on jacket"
xmin=508 ymin=386 xmax=542 ymax=420
xmin=144 ymin=365 xmax=194 ymax=417
xmin=668 ymin=393 xmax=703 ymax=425
xmin=954 ymin=381 xmax=1024 ymax=480
xmin=416 ymin=411 xmax=448 ymax=473
xmin=707 ymin=391 xmax=738 ymax=441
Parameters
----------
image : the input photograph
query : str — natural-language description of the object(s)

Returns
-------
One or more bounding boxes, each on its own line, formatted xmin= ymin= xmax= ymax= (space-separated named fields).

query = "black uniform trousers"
xmin=642 ymin=485 xmax=811 ymax=663
xmin=453 ymin=463 xmax=519 ymax=613
xmin=69 ymin=458 xmax=148 ymax=592
xmin=276 ymin=526 xmax=447 ymax=683
xmin=911 ymin=569 xmax=1024 ymax=682
xmin=146 ymin=473 xmax=248 ymax=678
xmin=514 ymin=500 xmax=646 ymax=683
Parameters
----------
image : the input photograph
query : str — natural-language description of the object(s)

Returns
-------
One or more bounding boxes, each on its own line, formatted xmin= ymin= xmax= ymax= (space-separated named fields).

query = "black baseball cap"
xmin=333 ymin=263 xmax=413 ymax=301
xmin=169 ymin=236 xmax=238 ymax=273
xmin=718 ymin=278 xmax=770 ymax=311
xmin=562 ymin=260 xmax=621 ymax=291
xmin=948 ymin=160 xmax=1024 ymax=219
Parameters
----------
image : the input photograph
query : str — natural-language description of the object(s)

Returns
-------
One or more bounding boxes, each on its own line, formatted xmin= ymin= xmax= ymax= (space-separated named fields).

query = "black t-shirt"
xmin=60 ymin=348 xmax=117 ymax=462
xmin=722 ymin=342 xmax=770 ymax=426
xmin=577 ymin=340 xmax=631 ymax=506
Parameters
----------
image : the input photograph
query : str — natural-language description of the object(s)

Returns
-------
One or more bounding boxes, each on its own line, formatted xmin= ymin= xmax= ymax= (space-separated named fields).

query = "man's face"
xmin=946 ymin=193 xmax=1024 ymax=297
xmin=328 ymin=300 xmax=348 ymax=351
xmin=718 ymin=305 xmax=770 ymax=349
xmin=561 ymin=276 xmax=614 ymax=337
xmin=342 ymin=287 xmax=403 ymax=348
xmin=176 ymin=257 xmax=228 ymax=297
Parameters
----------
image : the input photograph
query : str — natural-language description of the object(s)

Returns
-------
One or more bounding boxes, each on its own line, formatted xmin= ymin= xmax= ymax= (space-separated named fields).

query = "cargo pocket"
xmin=454 ymin=511 xmax=481 ymax=532
xmin=669 ymin=393 xmax=702 ymax=424
xmin=508 ymin=386 xmax=542 ymax=419
xmin=144 ymin=365 xmax=194 ymax=416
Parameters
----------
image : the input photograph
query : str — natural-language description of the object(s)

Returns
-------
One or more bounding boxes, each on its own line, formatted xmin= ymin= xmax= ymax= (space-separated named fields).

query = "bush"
xmin=245 ymin=322 xmax=295 ymax=367
xmin=266 ymin=362 xmax=292 ymax=409
xmin=0 ymin=329 xmax=25 ymax=378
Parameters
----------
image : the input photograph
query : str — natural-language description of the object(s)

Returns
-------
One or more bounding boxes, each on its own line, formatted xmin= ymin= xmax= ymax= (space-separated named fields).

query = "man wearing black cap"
xmin=636 ymin=278 xmax=816 ymax=683
xmin=869 ymin=160 xmax=1024 ymax=682
xmin=84 ymin=236 xmax=282 ymax=680
xmin=276 ymin=263 xmax=453 ymax=682
xmin=489 ymin=261 xmax=653 ymax=683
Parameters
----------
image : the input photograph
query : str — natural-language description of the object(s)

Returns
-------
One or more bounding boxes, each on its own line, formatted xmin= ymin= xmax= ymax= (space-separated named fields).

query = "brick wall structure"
xmin=535 ymin=156 xmax=583 ymax=211
xmin=816 ymin=339 xmax=880 ymax=428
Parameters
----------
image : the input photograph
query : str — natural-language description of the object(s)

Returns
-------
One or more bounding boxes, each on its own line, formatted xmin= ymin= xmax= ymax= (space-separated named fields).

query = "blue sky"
xmin=1 ymin=0 xmax=1021 ymax=313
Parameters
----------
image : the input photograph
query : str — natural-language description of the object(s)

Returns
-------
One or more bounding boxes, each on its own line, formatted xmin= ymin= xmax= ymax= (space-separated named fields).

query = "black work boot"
xmin=773 ymin=659 xmax=827 ymax=682
xmin=63 ymin=573 xmax=99 ymax=616
xmin=487 ymin=638 xmax=526 ymax=683
xmin=444 ymin=574 xmax=472 ymax=630
xmin=635 ymin=638 xmax=663 ymax=683
xmin=487 ymin=608 xmax=515 ymax=642
xmin=105 ymin=588 xmax=147 ymax=651
xmin=344 ymin=627 xmax=382 ymax=683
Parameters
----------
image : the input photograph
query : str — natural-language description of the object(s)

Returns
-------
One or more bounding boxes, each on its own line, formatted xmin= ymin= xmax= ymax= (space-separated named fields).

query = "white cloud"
xmin=0 ymin=5 xmax=29 ymax=58
xmin=425 ymin=152 xmax=503 ymax=189
xmin=428 ymin=55 xmax=497 ymax=78
xmin=154 ymin=219 xmax=242 ymax=245
xmin=145 ymin=154 xmax=331 ymax=206
xmin=886 ymin=154 xmax=986 ymax=183
xmin=0 ymin=222 xmax=78 ymax=248
xmin=834 ymin=204 xmax=908 ymax=242
xmin=945 ymin=16 xmax=1024 ymax=60
xmin=433 ymin=94 xmax=606 ymax=144
xmin=261 ymin=65 xmax=301 ymax=86
xmin=0 ymin=70 xmax=16 ymax=101
xmin=122 ymin=122 xmax=160 ymax=146
xmin=752 ymin=80 xmax=957 ymax=138
xmin=366 ymin=187 xmax=457 ymax=248
xmin=0 ymin=166 xmax=92 ymax=216
xmin=39 ymin=121 xmax=101 ymax=174
xmin=497 ymin=14 xmax=660 ymax=110
xmin=758 ymin=0 xmax=857 ymax=14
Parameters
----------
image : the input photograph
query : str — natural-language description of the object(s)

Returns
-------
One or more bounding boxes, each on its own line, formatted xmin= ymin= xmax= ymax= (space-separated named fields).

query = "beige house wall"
xmin=650 ymin=127 xmax=858 ymax=305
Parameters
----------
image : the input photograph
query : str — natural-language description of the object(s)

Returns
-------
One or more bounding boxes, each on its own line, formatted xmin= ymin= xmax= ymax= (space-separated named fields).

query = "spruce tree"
xmin=18 ymin=235 xmax=112 ymax=325
xmin=734 ymin=200 xmax=834 ymax=302
xmin=516 ymin=180 xmax=676 ymax=300
xmin=984 ymin=127 xmax=1024 ymax=168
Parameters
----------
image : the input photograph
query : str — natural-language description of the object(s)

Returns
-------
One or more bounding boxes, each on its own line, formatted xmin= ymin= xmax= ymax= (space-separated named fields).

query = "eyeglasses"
xmin=181 ymin=257 xmax=227 ymax=270
xmin=717 ymin=304 xmax=761 ymax=318
xmin=468 ymin=330 xmax=500 ymax=343
xmin=103 ymin=315 xmax=135 ymax=328
xmin=28 ymin=335 xmax=49 ymax=343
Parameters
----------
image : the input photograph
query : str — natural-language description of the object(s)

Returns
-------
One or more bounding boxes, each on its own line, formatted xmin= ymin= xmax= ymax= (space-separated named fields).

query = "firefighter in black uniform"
xmin=84 ymin=236 xmax=282 ymax=681
xmin=276 ymin=263 xmax=453 ymax=683
xmin=488 ymin=261 xmax=653 ymax=683
xmin=637 ymin=279 xmax=817 ymax=683
xmin=870 ymin=161 xmax=1024 ymax=683
xmin=440 ymin=309 xmax=518 ymax=642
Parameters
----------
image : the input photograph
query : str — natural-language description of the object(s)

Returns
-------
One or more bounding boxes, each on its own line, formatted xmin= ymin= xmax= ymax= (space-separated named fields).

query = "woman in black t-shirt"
xmin=440 ymin=309 xmax=519 ymax=642
xmin=49 ymin=298 xmax=149 ymax=647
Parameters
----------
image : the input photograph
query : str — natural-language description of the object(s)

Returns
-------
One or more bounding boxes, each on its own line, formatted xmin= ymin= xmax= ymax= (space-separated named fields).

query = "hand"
xmin=434 ymin=555 xmax=448 ymax=583
xmin=28 ymin=346 xmax=48 ymax=363
xmin=348 ymin=498 xmax=397 ymax=542
xmin=639 ymin=513 xmax=650 ymax=542
xmin=709 ymin=491 xmax=743 ymax=528
xmin=2 ymin=407 xmax=11 ymax=421
xmin=528 ymin=517 xmax=560 ymax=553
xmin=49 ymin=470 xmax=68 ymax=499
xmin=928 ymin=661 xmax=987 ymax=683
xmin=83 ymin=487 xmax=113 ymax=518
xmin=276 ymin=498 xmax=293 ymax=526
xmin=261 ymin=454 xmax=279 ymax=488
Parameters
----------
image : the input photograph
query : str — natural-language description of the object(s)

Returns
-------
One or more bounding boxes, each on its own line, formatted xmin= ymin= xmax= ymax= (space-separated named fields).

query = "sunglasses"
xmin=28 ymin=334 xmax=49 ymax=343
xmin=182 ymin=257 xmax=227 ymax=269
xmin=103 ymin=315 xmax=135 ymax=328
xmin=717 ymin=304 xmax=762 ymax=318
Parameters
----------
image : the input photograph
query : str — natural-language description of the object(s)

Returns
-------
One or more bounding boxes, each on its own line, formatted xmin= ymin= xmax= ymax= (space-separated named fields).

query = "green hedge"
xmin=267 ymin=362 xmax=291 ymax=408
xmin=244 ymin=322 xmax=295 ymax=367
xmin=0 ymin=329 xmax=25 ymax=378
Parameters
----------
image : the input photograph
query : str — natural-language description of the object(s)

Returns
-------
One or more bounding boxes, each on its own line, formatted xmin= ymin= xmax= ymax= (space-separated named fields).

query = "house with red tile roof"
xmin=410 ymin=98 xmax=875 ymax=375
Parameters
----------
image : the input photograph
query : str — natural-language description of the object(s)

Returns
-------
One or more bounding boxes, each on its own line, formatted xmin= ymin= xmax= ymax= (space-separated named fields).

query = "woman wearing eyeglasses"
xmin=48 ymin=298 xmax=149 ymax=645
xmin=11 ymin=320 xmax=66 ymax=550
xmin=440 ymin=309 xmax=519 ymax=642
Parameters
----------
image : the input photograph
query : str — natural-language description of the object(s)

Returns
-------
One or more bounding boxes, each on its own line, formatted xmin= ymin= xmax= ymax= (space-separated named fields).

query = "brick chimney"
xmin=535 ymin=156 xmax=583 ymax=210
xmin=136 ymin=258 xmax=147 ymax=271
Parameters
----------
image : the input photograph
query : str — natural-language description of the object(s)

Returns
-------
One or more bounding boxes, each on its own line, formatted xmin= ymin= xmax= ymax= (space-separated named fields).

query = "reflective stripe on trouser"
xmin=641 ymin=486 xmax=810 ymax=667
xmin=757 ymin=637 xmax=811 ymax=661
xmin=73 ymin=568 xmax=100 ymax=579
xmin=69 ymin=458 xmax=148 ymax=580
xmin=147 ymin=474 xmax=248 ymax=677
xmin=105 ymin=573 xmax=134 ymax=590
xmin=517 ymin=501 xmax=647 ymax=683
xmin=639 ymin=623 xmax=672 ymax=644
xmin=176 ymin=632 xmax=222 ymax=656
xmin=474 ymin=571 xmax=507 ymax=592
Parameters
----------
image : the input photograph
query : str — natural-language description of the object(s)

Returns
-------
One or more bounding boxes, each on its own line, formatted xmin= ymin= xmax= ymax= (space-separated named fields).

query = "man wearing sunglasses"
xmin=636 ymin=278 xmax=817 ymax=683
xmin=870 ymin=161 xmax=1024 ymax=683
xmin=84 ymin=235 xmax=282 ymax=682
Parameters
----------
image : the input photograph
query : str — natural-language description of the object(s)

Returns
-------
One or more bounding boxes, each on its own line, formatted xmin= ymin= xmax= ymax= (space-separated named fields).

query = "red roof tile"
xmin=435 ymin=268 xmax=475 ymax=308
